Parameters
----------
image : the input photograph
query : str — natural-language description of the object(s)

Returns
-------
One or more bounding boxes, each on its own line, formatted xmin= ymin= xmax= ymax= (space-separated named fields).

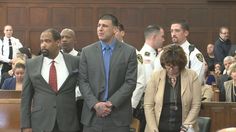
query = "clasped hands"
xmin=94 ymin=101 xmax=112 ymax=118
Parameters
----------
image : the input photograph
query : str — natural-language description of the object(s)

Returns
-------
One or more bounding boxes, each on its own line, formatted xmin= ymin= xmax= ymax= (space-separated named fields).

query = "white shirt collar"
xmin=180 ymin=40 xmax=190 ymax=48
xmin=44 ymin=52 xmax=64 ymax=65
xmin=143 ymin=43 xmax=156 ymax=53
xmin=69 ymin=49 xmax=78 ymax=56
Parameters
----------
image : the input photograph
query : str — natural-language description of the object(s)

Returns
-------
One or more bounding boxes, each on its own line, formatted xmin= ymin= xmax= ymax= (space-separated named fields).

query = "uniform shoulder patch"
xmin=196 ymin=53 xmax=203 ymax=62
xmin=144 ymin=52 xmax=150 ymax=56
xmin=137 ymin=54 xmax=143 ymax=64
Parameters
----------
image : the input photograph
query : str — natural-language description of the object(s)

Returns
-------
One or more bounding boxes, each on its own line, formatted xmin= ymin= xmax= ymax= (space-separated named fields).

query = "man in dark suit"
xmin=21 ymin=28 xmax=80 ymax=132
xmin=79 ymin=14 xmax=137 ymax=132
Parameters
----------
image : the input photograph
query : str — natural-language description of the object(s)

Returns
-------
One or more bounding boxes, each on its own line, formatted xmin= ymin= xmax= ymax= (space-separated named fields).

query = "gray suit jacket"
xmin=79 ymin=40 xmax=137 ymax=126
xmin=20 ymin=53 xmax=80 ymax=132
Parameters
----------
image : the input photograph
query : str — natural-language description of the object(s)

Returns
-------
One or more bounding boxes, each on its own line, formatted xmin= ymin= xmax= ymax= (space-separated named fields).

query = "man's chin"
xmin=41 ymin=50 xmax=49 ymax=57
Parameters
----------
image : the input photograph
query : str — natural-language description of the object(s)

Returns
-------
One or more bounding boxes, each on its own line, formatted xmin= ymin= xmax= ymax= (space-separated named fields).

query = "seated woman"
xmin=1 ymin=62 xmax=25 ymax=90
xmin=144 ymin=44 xmax=201 ymax=132
xmin=0 ymin=55 xmax=25 ymax=88
xmin=204 ymin=62 xmax=216 ymax=85
xmin=224 ymin=63 xmax=236 ymax=102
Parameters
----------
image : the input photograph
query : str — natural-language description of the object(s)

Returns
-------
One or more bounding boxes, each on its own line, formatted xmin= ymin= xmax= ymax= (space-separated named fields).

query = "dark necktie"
xmin=9 ymin=39 xmax=13 ymax=59
xmin=103 ymin=46 xmax=111 ymax=101
xmin=49 ymin=60 xmax=58 ymax=92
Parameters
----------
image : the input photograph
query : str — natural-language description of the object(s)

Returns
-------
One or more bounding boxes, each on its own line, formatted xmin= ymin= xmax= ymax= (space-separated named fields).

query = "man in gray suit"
xmin=21 ymin=28 xmax=80 ymax=132
xmin=79 ymin=14 xmax=137 ymax=132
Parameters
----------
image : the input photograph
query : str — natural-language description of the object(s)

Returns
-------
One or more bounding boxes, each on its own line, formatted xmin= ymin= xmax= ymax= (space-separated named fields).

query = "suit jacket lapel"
xmin=157 ymin=70 xmax=166 ymax=106
xmin=110 ymin=41 xmax=122 ymax=71
xmin=181 ymin=69 xmax=188 ymax=96
xmin=34 ymin=55 xmax=45 ymax=81
xmin=95 ymin=42 xmax=105 ymax=78
xmin=63 ymin=53 xmax=72 ymax=74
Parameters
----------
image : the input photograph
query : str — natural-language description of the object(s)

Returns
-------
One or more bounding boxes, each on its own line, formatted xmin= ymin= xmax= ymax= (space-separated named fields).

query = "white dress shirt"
xmin=41 ymin=52 xmax=69 ymax=90
xmin=69 ymin=48 xmax=79 ymax=56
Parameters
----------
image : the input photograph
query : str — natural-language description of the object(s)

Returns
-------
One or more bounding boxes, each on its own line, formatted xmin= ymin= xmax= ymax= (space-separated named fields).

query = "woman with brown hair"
xmin=144 ymin=44 xmax=201 ymax=132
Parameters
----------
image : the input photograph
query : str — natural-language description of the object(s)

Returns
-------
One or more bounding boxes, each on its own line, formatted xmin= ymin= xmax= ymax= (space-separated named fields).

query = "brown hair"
xmin=160 ymin=44 xmax=187 ymax=71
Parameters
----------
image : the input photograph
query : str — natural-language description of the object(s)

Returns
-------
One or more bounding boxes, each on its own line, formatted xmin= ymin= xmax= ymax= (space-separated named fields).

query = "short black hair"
xmin=99 ymin=14 xmax=119 ymax=26
xmin=144 ymin=25 xmax=162 ymax=39
xmin=42 ymin=28 xmax=61 ymax=41
xmin=117 ymin=23 xmax=125 ymax=31
xmin=171 ymin=19 xmax=189 ymax=31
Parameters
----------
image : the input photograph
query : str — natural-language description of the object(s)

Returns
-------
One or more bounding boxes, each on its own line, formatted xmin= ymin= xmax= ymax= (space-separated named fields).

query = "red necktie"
xmin=49 ymin=60 xmax=57 ymax=92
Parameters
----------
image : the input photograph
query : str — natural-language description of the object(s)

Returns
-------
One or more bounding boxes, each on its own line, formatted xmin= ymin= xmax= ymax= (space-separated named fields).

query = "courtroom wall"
xmin=0 ymin=0 xmax=236 ymax=54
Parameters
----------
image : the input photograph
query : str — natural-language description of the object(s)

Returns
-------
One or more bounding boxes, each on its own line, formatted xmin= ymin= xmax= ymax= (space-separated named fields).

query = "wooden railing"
xmin=200 ymin=102 xmax=236 ymax=132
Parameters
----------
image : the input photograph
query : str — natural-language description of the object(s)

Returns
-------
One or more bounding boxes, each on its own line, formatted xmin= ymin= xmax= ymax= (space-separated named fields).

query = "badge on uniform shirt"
xmin=196 ymin=53 xmax=203 ymax=62
xmin=137 ymin=54 xmax=143 ymax=64
xmin=144 ymin=52 xmax=150 ymax=56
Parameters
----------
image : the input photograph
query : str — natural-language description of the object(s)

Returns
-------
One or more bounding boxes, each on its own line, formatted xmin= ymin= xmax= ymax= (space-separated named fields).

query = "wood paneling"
xmin=29 ymin=7 xmax=50 ymax=26
xmin=200 ymin=102 xmax=236 ymax=132
xmin=52 ymin=7 xmax=75 ymax=27
xmin=7 ymin=7 xmax=27 ymax=26
xmin=0 ymin=0 xmax=236 ymax=55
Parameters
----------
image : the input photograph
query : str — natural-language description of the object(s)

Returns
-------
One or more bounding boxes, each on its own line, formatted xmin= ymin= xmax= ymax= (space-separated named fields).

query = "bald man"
xmin=60 ymin=28 xmax=83 ymax=131
xmin=60 ymin=28 xmax=80 ymax=56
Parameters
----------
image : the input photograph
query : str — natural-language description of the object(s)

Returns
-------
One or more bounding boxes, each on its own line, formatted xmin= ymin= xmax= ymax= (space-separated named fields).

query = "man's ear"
xmin=56 ymin=40 xmax=61 ymax=47
xmin=184 ymin=30 xmax=189 ymax=37
xmin=113 ymin=26 xmax=118 ymax=34
xmin=121 ymin=31 xmax=125 ymax=38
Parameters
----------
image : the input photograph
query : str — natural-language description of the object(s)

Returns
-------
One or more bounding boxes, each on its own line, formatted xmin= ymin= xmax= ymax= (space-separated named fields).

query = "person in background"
xmin=214 ymin=26 xmax=231 ymax=72
xmin=115 ymin=23 xmax=125 ymax=43
xmin=140 ymin=25 xmax=165 ymax=82
xmin=60 ymin=28 xmax=83 ymax=132
xmin=2 ymin=61 xmax=25 ymax=90
xmin=205 ymin=43 xmax=215 ymax=72
xmin=79 ymin=14 xmax=137 ymax=132
xmin=204 ymin=62 xmax=216 ymax=85
xmin=144 ymin=44 xmax=201 ymax=132
xmin=223 ymin=62 xmax=236 ymax=102
xmin=0 ymin=55 xmax=25 ymax=88
xmin=217 ymin=56 xmax=235 ymax=101
xmin=214 ymin=63 xmax=222 ymax=77
xmin=155 ymin=19 xmax=205 ymax=84
xmin=21 ymin=28 xmax=80 ymax=132
xmin=60 ymin=28 xmax=80 ymax=56
xmin=202 ymin=62 xmax=214 ymax=102
xmin=0 ymin=25 xmax=23 ymax=75
xmin=115 ymin=23 xmax=146 ymax=111
xmin=139 ymin=24 xmax=165 ymax=132
xmin=18 ymin=47 xmax=32 ymax=59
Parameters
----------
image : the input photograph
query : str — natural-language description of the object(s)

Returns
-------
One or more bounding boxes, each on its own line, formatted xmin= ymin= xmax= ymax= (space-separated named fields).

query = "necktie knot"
xmin=105 ymin=46 xmax=111 ymax=51
xmin=9 ymin=38 xmax=11 ymax=43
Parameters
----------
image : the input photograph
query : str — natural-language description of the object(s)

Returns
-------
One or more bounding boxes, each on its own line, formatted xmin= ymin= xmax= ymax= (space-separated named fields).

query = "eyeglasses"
xmin=165 ymin=65 xmax=179 ymax=71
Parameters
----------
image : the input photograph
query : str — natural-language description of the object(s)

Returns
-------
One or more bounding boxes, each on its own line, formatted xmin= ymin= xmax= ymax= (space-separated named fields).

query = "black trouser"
xmin=77 ymin=99 xmax=84 ymax=132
